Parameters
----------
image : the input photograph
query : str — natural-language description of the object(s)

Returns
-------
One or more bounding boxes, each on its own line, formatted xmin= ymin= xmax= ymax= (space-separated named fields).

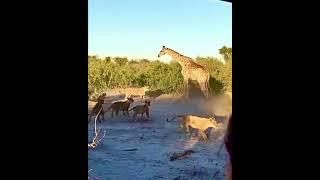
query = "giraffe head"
xmin=157 ymin=46 xmax=167 ymax=57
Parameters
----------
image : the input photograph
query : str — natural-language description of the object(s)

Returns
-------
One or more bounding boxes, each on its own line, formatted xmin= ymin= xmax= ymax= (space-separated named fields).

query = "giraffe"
xmin=157 ymin=46 xmax=210 ymax=99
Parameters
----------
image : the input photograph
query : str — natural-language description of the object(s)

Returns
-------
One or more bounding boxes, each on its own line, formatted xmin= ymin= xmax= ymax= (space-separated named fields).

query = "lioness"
xmin=118 ymin=86 xmax=149 ymax=100
xmin=104 ymin=97 xmax=134 ymax=117
xmin=129 ymin=100 xmax=151 ymax=120
xmin=97 ymin=93 xmax=106 ymax=103
xmin=166 ymin=115 xmax=220 ymax=142
xmin=88 ymin=101 xmax=105 ymax=123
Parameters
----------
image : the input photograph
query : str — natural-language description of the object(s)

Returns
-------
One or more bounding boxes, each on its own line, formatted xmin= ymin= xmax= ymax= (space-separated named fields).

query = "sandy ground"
xmin=88 ymin=92 xmax=231 ymax=180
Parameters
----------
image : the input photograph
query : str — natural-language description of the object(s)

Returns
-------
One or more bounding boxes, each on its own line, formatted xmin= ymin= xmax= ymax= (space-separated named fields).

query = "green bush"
xmin=88 ymin=50 xmax=232 ymax=98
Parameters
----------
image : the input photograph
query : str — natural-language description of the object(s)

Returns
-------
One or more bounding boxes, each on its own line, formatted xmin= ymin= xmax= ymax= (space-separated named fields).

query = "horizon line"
xmin=87 ymin=53 xmax=224 ymax=60
xmin=88 ymin=54 xmax=225 ymax=63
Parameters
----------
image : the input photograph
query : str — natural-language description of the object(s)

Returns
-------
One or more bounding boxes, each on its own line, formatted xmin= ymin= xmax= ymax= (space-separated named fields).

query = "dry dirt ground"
xmin=88 ymin=91 xmax=232 ymax=180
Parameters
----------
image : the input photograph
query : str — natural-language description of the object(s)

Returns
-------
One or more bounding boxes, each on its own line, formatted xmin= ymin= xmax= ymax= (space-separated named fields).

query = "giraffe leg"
xmin=186 ymin=83 xmax=189 ymax=99
xmin=205 ymin=79 xmax=210 ymax=99
xmin=204 ymin=88 xmax=209 ymax=99
xmin=199 ymin=81 xmax=209 ymax=100
xmin=183 ymin=79 xmax=189 ymax=99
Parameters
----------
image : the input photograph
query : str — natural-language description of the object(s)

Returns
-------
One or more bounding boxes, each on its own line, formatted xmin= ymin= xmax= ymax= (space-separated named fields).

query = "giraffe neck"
xmin=165 ymin=48 xmax=191 ymax=68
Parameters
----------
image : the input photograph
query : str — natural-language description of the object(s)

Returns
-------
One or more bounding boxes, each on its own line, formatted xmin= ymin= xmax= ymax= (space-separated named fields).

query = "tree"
xmin=88 ymin=55 xmax=98 ymax=61
xmin=88 ymin=53 xmax=232 ymax=98
xmin=104 ymin=56 xmax=111 ymax=63
xmin=140 ymin=59 xmax=150 ymax=63
xmin=219 ymin=46 xmax=232 ymax=62
xmin=113 ymin=57 xmax=128 ymax=66
xmin=129 ymin=60 xmax=139 ymax=64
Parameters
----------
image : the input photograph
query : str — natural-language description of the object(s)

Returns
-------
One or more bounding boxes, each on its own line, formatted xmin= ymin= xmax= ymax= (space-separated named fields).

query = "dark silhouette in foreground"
xmin=224 ymin=115 xmax=232 ymax=180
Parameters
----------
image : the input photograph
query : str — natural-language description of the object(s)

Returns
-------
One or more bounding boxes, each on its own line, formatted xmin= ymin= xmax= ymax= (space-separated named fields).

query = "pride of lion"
xmin=88 ymin=46 xmax=229 ymax=143
xmin=89 ymin=45 xmax=232 ymax=179
xmin=89 ymin=91 xmax=224 ymax=142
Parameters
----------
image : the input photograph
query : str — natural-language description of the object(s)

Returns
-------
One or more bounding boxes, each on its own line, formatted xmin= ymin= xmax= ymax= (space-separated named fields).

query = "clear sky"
xmin=89 ymin=0 xmax=232 ymax=61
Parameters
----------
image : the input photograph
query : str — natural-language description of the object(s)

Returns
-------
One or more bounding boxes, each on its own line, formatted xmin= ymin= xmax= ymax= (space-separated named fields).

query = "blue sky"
xmin=89 ymin=0 xmax=232 ymax=61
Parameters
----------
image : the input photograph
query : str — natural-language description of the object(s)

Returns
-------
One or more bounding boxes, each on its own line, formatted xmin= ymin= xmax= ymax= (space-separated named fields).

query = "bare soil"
xmin=88 ymin=91 xmax=231 ymax=180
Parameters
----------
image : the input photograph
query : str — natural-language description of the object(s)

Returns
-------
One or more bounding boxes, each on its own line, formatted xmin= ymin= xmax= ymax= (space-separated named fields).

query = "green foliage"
xmin=113 ymin=57 xmax=128 ymax=66
xmin=195 ymin=56 xmax=232 ymax=93
xmin=104 ymin=56 xmax=111 ymax=63
xmin=219 ymin=46 xmax=232 ymax=62
xmin=88 ymin=46 xmax=232 ymax=97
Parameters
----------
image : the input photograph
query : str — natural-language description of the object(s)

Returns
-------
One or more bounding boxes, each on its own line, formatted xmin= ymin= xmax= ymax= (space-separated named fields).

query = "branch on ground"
xmin=88 ymin=108 xmax=106 ymax=149
xmin=170 ymin=150 xmax=195 ymax=161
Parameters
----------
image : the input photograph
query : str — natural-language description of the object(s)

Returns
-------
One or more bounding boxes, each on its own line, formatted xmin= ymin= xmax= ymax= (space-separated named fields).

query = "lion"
xmin=104 ymin=97 xmax=134 ymax=118
xmin=118 ymin=86 xmax=149 ymax=100
xmin=97 ymin=93 xmax=106 ymax=103
xmin=129 ymin=100 xmax=151 ymax=120
xmin=88 ymin=101 xmax=105 ymax=124
xmin=88 ymin=93 xmax=108 ymax=123
xmin=166 ymin=115 xmax=221 ymax=142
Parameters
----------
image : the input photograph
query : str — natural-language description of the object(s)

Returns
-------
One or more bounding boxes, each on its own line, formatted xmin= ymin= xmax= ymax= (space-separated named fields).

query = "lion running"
xmin=118 ymin=86 xmax=149 ymax=100
xmin=104 ymin=97 xmax=134 ymax=118
xmin=129 ymin=100 xmax=151 ymax=120
xmin=167 ymin=115 xmax=221 ymax=142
